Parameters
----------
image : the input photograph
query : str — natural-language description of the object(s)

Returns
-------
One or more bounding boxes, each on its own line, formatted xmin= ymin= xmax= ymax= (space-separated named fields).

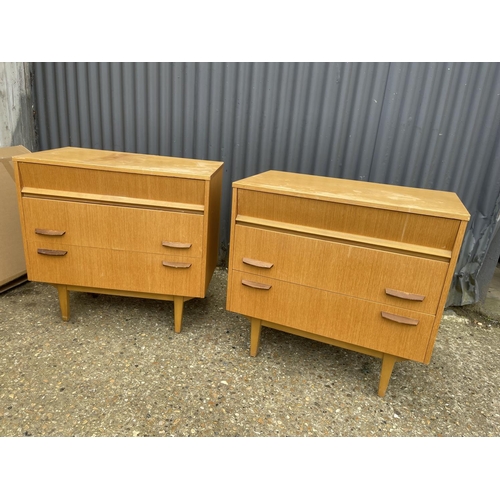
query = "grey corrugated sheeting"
xmin=32 ymin=62 xmax=500 ymax=306
xmin=368 ymin=63 xmax=500 ymax=306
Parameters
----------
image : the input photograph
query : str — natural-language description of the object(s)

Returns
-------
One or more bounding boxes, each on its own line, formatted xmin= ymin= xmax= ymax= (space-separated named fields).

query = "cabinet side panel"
xmin=423 ymin=219 xmax=469 ymax=363
xmin=226 ymin=186 xmax=240 ymax=311
xmin=204 ymin=167 xmax=223 ymax=293
xmin=13 ymin=159 xmax=32 ymax=278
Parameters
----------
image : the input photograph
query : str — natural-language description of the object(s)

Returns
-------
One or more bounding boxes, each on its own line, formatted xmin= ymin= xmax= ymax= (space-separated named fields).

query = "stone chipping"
xmin=0 ymin=267 xmax=499 ymax=437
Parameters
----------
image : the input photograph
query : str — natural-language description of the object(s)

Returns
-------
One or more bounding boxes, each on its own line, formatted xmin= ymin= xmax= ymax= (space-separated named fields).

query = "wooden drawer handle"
xmin=242 ymin=279 xmax=272 ymax=290
xmin=242 ymin=257 xmax=274 ymax=269
xmin=35 ymin=228 xmax=66 ymax=236
xmin=381 ymin=311 xmax=419 ymax=326
xmin=162 ymin=261 xmax=192 ymax=269
xmin=37 ymin=248 xmax=67 ymax=256
xmin=385 ymin=288 xmax=425 ymax=302
xmin=162 ymin=241 xmax=192 ymax=249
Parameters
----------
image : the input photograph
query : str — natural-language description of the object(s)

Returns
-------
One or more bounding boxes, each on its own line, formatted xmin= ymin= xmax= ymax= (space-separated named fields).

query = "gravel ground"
xmin=0 ymin=267 xmax=499 ymax=437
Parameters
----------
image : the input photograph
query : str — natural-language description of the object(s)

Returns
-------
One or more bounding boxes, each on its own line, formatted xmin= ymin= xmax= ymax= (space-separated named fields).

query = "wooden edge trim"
xmin=49 ymin=284 xmax=195 ymax=302
xmin=22 ymin=187 xmax=205 ymax=214
xmin=16 ymin=157 xmax=223 ymax=180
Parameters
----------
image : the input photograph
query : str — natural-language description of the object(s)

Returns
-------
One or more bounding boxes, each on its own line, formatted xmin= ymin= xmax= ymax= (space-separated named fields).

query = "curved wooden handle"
xmin=162 ymin=261 xmax=192 ymax=269
xmin=242 ymin=257 xmax=274 ymax=269
xmin=162 ymin=241 xmax=192 ymax=249
xmin=381 ymin=311 xmax=419 ymax=326
xmin=385 ymin=288 xmax=425 ymax=302
xmin=35 ymin=228 xmax=66 ymax=236
xmin=242 ymin=279 xmax=272 ymax=290
xmin=37 ymin=248 xmax=67 ymax=256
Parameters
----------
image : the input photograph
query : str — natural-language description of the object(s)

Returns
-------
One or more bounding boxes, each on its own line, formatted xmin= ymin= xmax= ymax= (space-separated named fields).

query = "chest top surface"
xmin=233 ymin=170 xmax=470 ymax=221
xmin=13 ymin=147 xmax=223 ymax=180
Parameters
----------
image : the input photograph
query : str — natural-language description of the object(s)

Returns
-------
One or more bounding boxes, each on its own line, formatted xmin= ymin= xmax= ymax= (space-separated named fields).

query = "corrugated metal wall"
xmin=32 ymin=62 xmax=500 ymax=306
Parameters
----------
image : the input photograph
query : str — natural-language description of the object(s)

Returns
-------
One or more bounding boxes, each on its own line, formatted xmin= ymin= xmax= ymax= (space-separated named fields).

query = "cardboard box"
xmin=0 ymin=145 xmax=30 ymax=292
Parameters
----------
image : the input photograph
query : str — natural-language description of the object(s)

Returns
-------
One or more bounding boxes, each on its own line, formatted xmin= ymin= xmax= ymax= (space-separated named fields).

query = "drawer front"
xmin=227 ymin=271 xmax=435 ymax=362
xmin=25 ymin=241 xmax=203 ymax=297
xmin=18 ymin=162 xmax=206 ymax=206
xmin=22 ymin=198 xmax=204 ymax=257
xmin=237 ymin=189 xmax=459 ymax=252
xmin=231 ymin=225 xmax=448 ymax=314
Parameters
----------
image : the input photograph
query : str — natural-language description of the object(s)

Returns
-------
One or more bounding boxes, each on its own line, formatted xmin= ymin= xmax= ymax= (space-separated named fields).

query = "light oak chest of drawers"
xmin=14 ymin=147 xmax=223 ymax=332
xmin=226 ymin=170 xmax=470 ymax=396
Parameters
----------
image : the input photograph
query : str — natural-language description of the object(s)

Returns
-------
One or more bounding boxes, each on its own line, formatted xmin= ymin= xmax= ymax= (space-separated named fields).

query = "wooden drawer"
xmin=25 ymin=241 xmax=203 ymax=297
xmin=227 ymin=271 xmax=435 ymax=362
xmin=237 ymin=189 xmax=459 ymax=252
xmin=21 ymin=198 xmax=204 ymax=257
xmin=18 ymin=162 xmax=206 ymax=207
xmin=231 ymin=225 xmax=448 ymax=314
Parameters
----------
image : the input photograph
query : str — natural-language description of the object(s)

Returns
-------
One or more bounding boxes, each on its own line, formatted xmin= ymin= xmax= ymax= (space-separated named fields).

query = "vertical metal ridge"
xmin=99 ymin=63 xmax=112 ymax=150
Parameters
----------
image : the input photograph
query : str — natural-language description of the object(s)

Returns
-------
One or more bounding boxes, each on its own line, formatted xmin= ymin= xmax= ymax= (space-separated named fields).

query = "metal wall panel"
xmin=368 ymin=62 xmax=500 ymax=305
xmin=32 ymin=62 xmax=500 ymax=306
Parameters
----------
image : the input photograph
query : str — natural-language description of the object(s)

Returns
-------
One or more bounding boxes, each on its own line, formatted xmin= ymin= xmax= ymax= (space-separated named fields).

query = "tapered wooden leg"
xmin=378 ymin=353 xmax=398 ymax=397
xmin=250 ymin=318 xmax=262 ymax=357
xmin=173 ymin=296 xmax=184 ymax=333
xmin=56 ymin=285 xmax=70 ymax=321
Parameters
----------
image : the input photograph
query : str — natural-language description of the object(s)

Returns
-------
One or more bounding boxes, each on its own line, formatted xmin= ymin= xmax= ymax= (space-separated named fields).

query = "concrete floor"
xmin=0 ymin=267 xmax=499 ymax=438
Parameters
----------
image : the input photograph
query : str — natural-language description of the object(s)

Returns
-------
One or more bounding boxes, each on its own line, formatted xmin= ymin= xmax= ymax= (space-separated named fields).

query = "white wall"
xmin=0 ymin=62 xmax=36 ymax=150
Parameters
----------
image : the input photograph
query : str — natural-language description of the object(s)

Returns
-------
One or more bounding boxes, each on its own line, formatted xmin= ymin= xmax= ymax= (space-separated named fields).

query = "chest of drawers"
xmin=226 ymin=170 xmax=470 ymax=396
xmin=14 ymin=147 xmax=223 ymax=333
